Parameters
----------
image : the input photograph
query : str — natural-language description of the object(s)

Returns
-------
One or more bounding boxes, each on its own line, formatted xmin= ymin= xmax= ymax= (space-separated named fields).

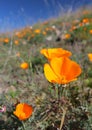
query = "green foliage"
xmin=0 ymin=7 xmax=92 ymax=130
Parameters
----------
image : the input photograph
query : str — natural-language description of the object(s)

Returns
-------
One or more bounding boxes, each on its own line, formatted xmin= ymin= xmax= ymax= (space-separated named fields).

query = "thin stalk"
xmin=55 ymin=84 xmax=65 ymax=100
xmin=59 ymin=108 xmax=67 ymax=130
xmin=21 ymin=121 xmax=26 ymax=130
xmin=57 ymin=85 xmax=60 ymax=100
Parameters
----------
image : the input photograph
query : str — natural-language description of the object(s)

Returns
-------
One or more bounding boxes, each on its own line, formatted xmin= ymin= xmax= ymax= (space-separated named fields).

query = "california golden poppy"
xmin=34 ymin=29 xmax=41 ymax=34
xmin=42 ymin=31 xmax=47 ymax=35
xmin=88 ymin=53 xmax=92 ymax=62
xmin=44 ymin=57 xmax=82 ymax=84
xmin=82 ymin=18 xmax=89 ymax=24
xmin=20 ymin=62 xmax=29 ymax=69
xmin=13 ymin=103 xmax=33 ymax=120
xmin=71 ymin=26 xmax=77 ymax=31
xmin=4 ymin=38 xmax=9 ymax=43
xmin=14 ymin=40 xmax=19 ymax=45
xmin=40 ymin=48 xmax=72 ymax=61
xmin=89 ymin=30 xmax=92 ymax=34
xmin=64 ymin=33 xmax=71 ymax=39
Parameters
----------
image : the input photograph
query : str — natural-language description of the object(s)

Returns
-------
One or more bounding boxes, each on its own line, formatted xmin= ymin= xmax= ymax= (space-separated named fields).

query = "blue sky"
xmin=0 ymin=0 xmax=92 ymax=32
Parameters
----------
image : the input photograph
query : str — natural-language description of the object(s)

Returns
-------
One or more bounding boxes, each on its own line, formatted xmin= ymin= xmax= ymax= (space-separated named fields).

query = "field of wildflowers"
xmin=0 ymin=7 xmax=92 ymax=130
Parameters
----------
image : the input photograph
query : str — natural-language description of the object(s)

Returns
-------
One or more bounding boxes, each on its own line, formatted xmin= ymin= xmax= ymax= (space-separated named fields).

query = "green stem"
xmin=54 ymin=84 xmax=58 ymax=99
xmin=21 ymin=121 xmax=26 ymax=130
xmin=59 ymin=108 xmax=67 ymax=130
xmin=55 ymin=84 xmax=65 ymax=100
xmin=58 ymin=86 xmax=60 ymax=100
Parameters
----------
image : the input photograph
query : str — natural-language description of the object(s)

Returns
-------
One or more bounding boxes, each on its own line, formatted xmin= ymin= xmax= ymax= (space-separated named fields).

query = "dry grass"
xmin=0 ymin=7 xmax=92 ymax=130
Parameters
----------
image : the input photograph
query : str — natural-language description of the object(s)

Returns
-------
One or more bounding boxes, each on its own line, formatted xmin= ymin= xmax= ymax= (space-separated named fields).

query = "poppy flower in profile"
xmin=20 ymin=62 xmax=29 ymax=69
xmin=88 ymin=53 xmax=92 ymax=62
xmin=44 ymin=57 xmax=82 ymax=84
xmin=13 ymin=103 xmax=33 ymax=120
xmin=40 ymin=48 xmax=72 ymax=61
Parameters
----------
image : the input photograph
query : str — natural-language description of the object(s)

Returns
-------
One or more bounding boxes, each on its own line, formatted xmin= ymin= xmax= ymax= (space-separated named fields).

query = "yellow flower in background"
xmin=82 ymin=18 xmax=89 ymax=24
xmin=14 ymin=40 xmax=19 ymax=45
xmin=79 ymin=22 xmax=83 ymax=27
xmin=15 ymin=32 xmax=22 ymax=38
xmin=89 ymin=30 xmax=92 ymax=34
xmin=4 ymin=38 xmax=9 ymax=43
xmin=42 ymin=31 xmax=47 ymax=35
xmin=64 ymin=33 xmax=71 ymax=39
xmin=45 ymin=27 xmax=52 ymax=31
xmin=34 ymin=29 xmax=41 ymax=34
xmin=44 ymin=57 xmax=82 ymax=84
xmin=40 ymin=48 xmax=72 ymax=61
xmin=20 ymin=62 xmax=29 ymax=69
xmin=13 ymin=103 xmax=33 ymax=120
xmin=88 ymin=53 xmax=92 ymax=62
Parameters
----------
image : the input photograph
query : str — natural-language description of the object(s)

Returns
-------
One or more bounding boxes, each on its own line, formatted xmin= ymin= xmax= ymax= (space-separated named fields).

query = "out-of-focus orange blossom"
xmin=89 ymin=29 xmax=92 ymax=34
xmin=14 ymin=40 xmax=19 ymax=45
xmin=64 ymin=33 xmax=71 ymax=39
xmin=4 ymin=38 xmax=9 ymax=43
xmin=20 ymin=62 xmax=29 ymax=69
xmin=88 ymin=53 xmax=92 ymax=62
xmin=34 ymin=29 xmax=41 ymax=34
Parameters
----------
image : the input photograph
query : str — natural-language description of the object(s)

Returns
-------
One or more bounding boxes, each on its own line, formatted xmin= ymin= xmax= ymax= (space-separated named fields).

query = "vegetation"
xmin=0 ymin=7 xmax=92 ymax=130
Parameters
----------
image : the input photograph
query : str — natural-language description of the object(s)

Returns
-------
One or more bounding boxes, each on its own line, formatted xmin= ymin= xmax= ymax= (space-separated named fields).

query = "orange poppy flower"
xmin=72 ymin=26 xmax=77 ymax=30
xmin=82 ymin=18 xmax=89 ymax=24
xmin=45 ymin=27 xmax=50 ymax=31
xmin=34 ymin=29 xmax=41 ymax=34
xmin=89 ymin=30 xmax=92 ymax=34
xmin=20 ymin=62 xmax=29 ymax=69
xmin=13 ymin=103 xmax=33 ymax=120
xmin=14 ymin=40 xmax=19 ymax=45
xmin=43 ymin=21 xmax=48 ymax=25
xmin=88 ymin=53 xmax=92 ymax=62
xmin=44 ymin=57 xmax=82 ymax=84
xmin=40 ymin=48 xmax=72 ymax=61
xmin=4 ymin=38 xmax=9 ymax=43
xmin=64 ymin=34 xmax=71 ymax=39
xmin=42 ymin=31 xmax=47 ymax=35
xmin=79 ymin=22 xmax=83 ymax=27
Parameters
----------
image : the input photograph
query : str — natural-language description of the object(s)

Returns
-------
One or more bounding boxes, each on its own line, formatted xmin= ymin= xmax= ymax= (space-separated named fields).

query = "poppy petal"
xmin=44 ymin=63 xmax=60 ymax=83
xmin=60 ymin=57 xmax=82 ymax=81
xmin=13 ymin=103 xmax=33 ymax=120
xmin=50 ymin=57 xmax=64 ymax=77
xmin=40 ymin=49 xmax=48 ymax=58
xmin=40 ymin=48 xmax=72 ymax=60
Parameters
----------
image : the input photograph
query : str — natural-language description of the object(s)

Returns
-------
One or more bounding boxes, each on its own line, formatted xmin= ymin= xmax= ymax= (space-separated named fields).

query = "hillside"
xmin=0 ymin=7 xmax=92 ymax=130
